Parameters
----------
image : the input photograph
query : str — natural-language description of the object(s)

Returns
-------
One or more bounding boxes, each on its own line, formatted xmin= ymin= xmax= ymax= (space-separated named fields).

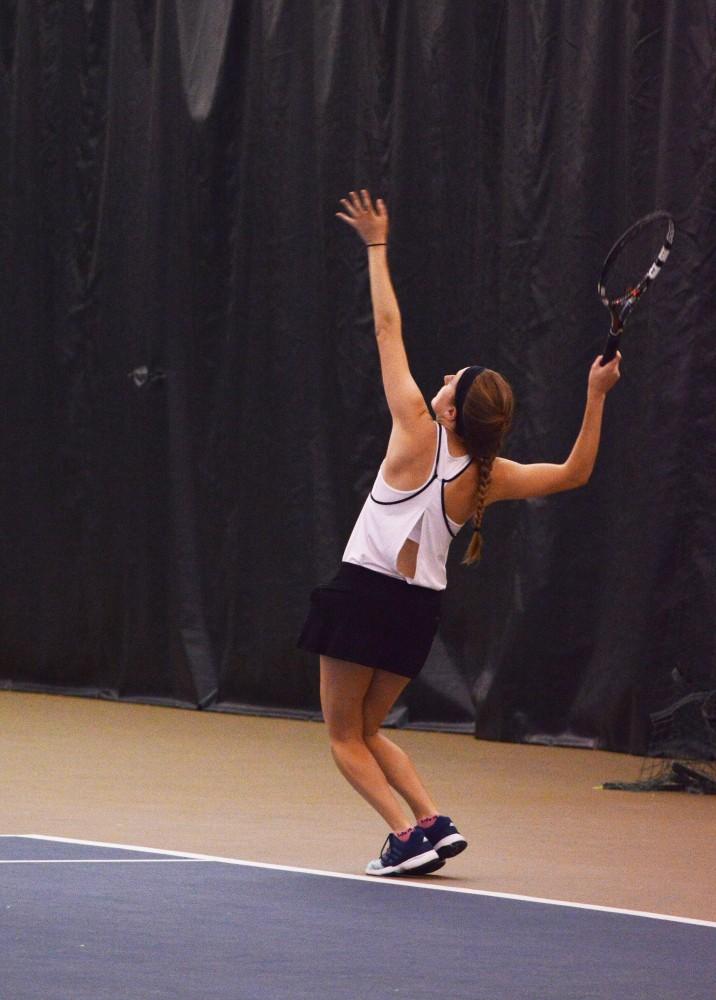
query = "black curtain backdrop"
xmin=1 ymin=1 xmax=715 ymax=752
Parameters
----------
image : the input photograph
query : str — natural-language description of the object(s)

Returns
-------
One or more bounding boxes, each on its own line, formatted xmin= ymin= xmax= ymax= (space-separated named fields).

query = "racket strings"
xmin=602 ymin=220 xmax=669 ymax=303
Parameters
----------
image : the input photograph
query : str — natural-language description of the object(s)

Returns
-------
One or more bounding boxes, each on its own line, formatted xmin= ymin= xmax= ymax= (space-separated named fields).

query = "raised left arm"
xmin=337 ymin=191 xmax=427 ymax=426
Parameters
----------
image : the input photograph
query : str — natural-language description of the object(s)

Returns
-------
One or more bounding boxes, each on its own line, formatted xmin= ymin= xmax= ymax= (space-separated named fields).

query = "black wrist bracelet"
xmin=366 ymin=242 xmax=387 ymax=247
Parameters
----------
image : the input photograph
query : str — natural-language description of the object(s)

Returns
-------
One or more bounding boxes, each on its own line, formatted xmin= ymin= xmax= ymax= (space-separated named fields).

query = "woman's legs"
xmin=362 ymin=669 xmax=439 ymax=822
xmin=320 ymin=656 xmax=413 ymax=831
xmin=320 ymin=656 xmax=440 ymax=828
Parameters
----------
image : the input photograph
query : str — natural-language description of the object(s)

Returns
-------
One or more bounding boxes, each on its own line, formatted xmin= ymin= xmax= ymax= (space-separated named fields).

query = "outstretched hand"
xmin=336 ymin=189 xmax=389 ymax=246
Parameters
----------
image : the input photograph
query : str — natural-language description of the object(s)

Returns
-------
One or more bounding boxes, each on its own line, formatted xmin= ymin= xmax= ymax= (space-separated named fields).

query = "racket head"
xmin=597 ymin=210 xmax=675 ymax=324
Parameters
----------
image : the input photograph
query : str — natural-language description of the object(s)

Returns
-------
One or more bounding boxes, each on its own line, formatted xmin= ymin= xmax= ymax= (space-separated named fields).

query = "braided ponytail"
xmin=462 ymin=456 xmax=495 ymax=565
xmin=457 ymin=369 xmax=514 ymax=565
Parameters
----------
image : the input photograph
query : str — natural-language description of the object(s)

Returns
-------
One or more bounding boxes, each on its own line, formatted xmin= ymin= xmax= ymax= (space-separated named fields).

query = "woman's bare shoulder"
xmin=382 ymin=414 xmax=439 ymax=489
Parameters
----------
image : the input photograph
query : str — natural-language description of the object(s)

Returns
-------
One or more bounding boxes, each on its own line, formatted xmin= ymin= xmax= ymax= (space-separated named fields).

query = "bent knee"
xmin=363 ymin=724 xmax=382 ymax=745
xmin=327 ymin=728 xmax=366 ymax=750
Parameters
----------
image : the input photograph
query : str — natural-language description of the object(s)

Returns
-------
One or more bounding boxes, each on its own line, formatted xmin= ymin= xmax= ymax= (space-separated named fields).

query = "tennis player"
xmin=298 ymin=190 xmax=621 ymax=876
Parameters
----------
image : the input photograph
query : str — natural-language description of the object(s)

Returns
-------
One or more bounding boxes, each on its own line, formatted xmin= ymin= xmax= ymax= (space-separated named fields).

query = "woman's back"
xmin=343 ymin=423 xmax=477 ymax=590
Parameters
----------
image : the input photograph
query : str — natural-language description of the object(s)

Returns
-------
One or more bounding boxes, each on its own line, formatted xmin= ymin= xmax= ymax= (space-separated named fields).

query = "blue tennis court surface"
xmin=1 ymin=835 xmax=714 ymax=999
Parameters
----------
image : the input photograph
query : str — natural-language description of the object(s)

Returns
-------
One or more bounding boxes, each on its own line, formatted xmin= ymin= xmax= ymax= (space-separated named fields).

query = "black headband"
xmin=454 ymin=365 xmax=485 ymax=437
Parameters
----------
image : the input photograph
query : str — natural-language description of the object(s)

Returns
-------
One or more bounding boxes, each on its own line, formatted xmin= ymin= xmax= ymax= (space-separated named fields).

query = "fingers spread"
xmin=339 ymin=197 xmax=358 ymax=217
xmin=341 ymin=189 xmax=383 ymax=217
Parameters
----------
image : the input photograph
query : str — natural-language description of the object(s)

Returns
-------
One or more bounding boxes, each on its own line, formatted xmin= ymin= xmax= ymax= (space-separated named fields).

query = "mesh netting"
xmin=603 ymin=689 xmax=716 ymax=794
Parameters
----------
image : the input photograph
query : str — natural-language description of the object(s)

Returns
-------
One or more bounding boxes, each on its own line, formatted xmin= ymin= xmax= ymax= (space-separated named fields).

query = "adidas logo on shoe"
xmin=365 ymin=829 xmax=444 ymax=877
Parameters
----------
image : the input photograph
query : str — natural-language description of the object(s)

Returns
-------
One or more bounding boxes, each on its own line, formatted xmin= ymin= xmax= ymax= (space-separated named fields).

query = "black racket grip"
xmin=600 ymin=331 xmax=621 ymax=366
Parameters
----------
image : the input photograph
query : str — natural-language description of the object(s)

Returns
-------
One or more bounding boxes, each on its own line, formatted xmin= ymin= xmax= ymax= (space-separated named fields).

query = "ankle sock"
xmin=418 ymin=815 xmax=439 ymax=829
xmin=394 ymin=827 xmax=414 ymax=842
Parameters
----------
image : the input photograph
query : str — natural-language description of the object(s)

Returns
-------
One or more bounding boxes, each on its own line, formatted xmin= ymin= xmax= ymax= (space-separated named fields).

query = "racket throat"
xmin=608 ymin=305 xmax=623 ymax=334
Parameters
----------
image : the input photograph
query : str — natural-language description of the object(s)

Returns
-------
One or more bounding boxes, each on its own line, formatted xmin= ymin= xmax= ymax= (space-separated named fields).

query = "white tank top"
xmin=342 ymin=423 xmax=472 ymax=591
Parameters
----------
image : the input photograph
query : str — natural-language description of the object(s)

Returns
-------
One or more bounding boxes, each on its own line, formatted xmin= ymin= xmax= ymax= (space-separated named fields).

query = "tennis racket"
xmin=597 ymin=211 xmax=675 ymax=365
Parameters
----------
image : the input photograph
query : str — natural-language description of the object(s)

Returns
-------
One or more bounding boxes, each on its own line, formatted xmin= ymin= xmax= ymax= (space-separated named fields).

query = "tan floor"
xmin=1 ymin=690 xmax=713 ymax=922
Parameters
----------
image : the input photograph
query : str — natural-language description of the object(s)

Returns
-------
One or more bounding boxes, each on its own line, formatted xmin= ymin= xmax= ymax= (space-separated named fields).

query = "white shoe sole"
xmin=433 ymin=832 xmax=468 ymax=859
xmin=365 ymin=847 xmax=444 ymax=877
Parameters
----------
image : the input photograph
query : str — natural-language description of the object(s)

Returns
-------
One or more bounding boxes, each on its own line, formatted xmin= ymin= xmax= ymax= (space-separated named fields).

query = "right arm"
xmin=487 ymin=355 xmax=621 ymax=502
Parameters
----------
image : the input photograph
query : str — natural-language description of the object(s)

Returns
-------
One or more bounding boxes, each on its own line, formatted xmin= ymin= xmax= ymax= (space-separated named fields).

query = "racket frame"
xmin=597 ymin=210 xmax=675 ymax=364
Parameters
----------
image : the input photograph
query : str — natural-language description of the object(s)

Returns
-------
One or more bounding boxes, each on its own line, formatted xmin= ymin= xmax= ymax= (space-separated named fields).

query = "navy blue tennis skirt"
xmin=297 ymin=562 xmax=443 ymax=679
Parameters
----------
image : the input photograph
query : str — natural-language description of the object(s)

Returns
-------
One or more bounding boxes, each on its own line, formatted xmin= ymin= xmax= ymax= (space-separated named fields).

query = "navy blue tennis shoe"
xmin=420 ymin=815 xmax=468 ymax=859
xmin=365 ymin=829 xmax=444 ymax=877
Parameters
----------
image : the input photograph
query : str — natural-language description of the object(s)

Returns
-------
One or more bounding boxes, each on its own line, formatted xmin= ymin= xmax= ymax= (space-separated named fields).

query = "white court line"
xmin=6 ymin=834 xmax=716 ymax=930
